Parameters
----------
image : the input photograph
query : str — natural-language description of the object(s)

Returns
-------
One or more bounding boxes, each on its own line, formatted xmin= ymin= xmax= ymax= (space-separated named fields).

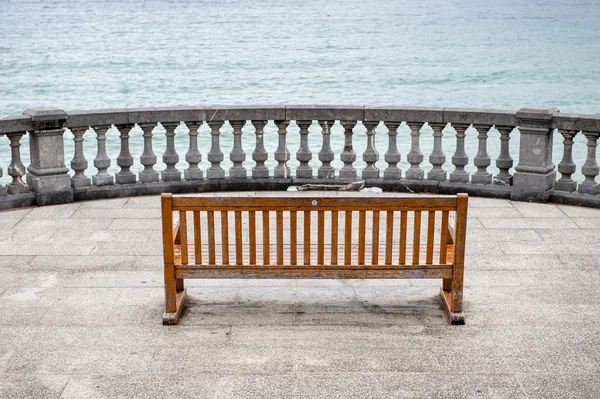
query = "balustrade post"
xmin=70 ymin=127 xmax=91 ymax=188
xmin=495 ymin=126 xmax=514 ymax=185
xmin=139 ymin=123 xmax=160 ymax=183
xmin=92 ymin=125 xmax=114 ymax=186
xmin=7 ymin=133 xmax=29 ymax=194
xmin=184 ymin=122 xmax=203 ymax=180
xmin=554 ymin=130 xmax=577 ymax=192
xmin=427 ymin=123 xmax=447 ymax=181
xmin=339 ymin=121 xmax=357 ymax=179
xmin=252 ymin=120 xmax=269 ymax=178
xmin=512 ymin=106 xmax=558 ymax=202
xmin=23 ymin=108 xmax=73 ymax=205
xmin=579 ymin=132 xmax=600 ymax=195
xmin=449 ymin=124 xmax=470 ymax=183
xmin=362 ymin=122 xmax=379 ymax=179
xmin=318 ymin=120 xmax=335 ymax=179
xmin=296 ymin=121 xmax=313 ymax=178
xmin=471 ymin=124 xmax=492 ymax=185
xmin=229 ymin=120 xmax=246 ymax=179
xmin=207 ymin=121 xmax=225 ymax=180
xmin=274 ymin=121 xmax=290 ymax=178
xmin=383 ymin=122 xmax=401 ymax=180
xmin=406 ymin=122 xmax=424 ymax=180
xmin=115 ymin=124 xmax=136 ymax=184
xmin=161 ymin=122 xmax=181 ymax=182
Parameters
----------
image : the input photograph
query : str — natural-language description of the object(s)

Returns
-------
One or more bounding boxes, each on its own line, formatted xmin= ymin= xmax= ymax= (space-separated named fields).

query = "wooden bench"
xmin=161 ymin=192 xmax=468 ymax=325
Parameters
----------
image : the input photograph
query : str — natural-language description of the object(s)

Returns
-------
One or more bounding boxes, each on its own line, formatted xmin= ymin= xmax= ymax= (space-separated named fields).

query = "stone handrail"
xmin=1 ymin=105 xmax=599 ymax=210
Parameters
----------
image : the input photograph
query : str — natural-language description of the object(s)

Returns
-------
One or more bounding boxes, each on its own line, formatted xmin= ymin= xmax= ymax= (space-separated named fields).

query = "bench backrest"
xmin=162 ymin=193 xmax=468 ymax=269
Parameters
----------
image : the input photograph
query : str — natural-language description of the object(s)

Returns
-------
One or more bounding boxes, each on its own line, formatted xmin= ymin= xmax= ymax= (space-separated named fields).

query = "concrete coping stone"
xmin=551 ymin=113 xmax=600 ymax=133
xmin=0 ymin=115 xmax=33 ymax=134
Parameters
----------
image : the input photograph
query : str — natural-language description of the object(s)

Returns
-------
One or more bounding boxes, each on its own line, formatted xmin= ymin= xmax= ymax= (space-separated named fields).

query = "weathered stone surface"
xmin=443 ymin=107 xmax=519 ymax=126
xmin=128 ymin=106 xmax=210 ymax=123
xmin=0 ymin=115 xmax=33 ymax=134
xmin=364 ymin=106 xmax=444 ymax=123
xmin=286 ymin=105 xmax=363 ymax=121
xmin=66 ymin=108 xmax=128 ymax=127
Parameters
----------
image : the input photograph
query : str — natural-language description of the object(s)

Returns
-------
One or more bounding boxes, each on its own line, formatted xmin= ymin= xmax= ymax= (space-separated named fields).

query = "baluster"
xmin=472 ymin=124 xmax=492 ymax=184
xmin=362 ymin=122 xmax=379 ymax=179
xmin=139 ymin=123 xmax=159 ymax=183
xmin=428 ymin=122 xmax=447 ymax=181
xmin=495 ymin=126 xmax=514 ymax=185
xmin=115 ymin=124 xmax=136 ymax=184
xmin=184 ymin=122 xmax=203 ymax=180
xmin=406 ymin=122 xmax=424 ymax=180
xmin=70 ymin=127 xmax=91 ymax=188
xmin=449 ymin=124 xmax=469 ymax=183
xmin=161 ymin=122 xmax=181 ymax=182
xmin=554 ymin=129 xmax=577 ymax=192
xmin=579 ymin=132 xmax=600 ymax=195
xmin=92 ymin=125 xmax=114 ymax=186
xmin=339 ymin=121 xmax=357 ymax=178
xmin=229 ymin=120 xmax=246 ymax=179
xmin=7 ymin=133 xmax=28 ymax=194
xmin=207 ymin=121 xmax=225 ymax=179
xmin=296 ymin=120 xmax=313 ymax=178
xmin=252 ymin=120 xmax=269 ymax=178
xmin=318 ymin=120 xmax=335 ymax=179
xmin=274 ymin=120 xmax=290 ymax=178
xmin=0 ymin=161 xmax=5 ymax=196
xmin=383 ymin=122 xmax=401 ymax=180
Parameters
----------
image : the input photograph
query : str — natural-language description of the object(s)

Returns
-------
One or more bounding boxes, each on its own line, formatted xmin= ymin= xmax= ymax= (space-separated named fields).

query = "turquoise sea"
xmin=1 ymin=0 xmax=600 ymax=183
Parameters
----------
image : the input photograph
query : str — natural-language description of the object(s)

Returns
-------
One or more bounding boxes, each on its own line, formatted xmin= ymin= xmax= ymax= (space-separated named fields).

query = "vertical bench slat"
xmin=179 ymin=211 xmax=189 ymax=265
xmin=193 ymin=211 xmax=202 ymax=264
xmin=372 ymin=211 xmax=380 ymax=265
xmin=263 ymin=211 xmax=270 ymax=265
xmin=426 ymin=211 xmax=435 ymax=264
xmin=331 ymin=211 xmax=338 ymax=265
xmin=412 ymin=211 xmax=421 ymax=265
xmin=207 ymin=211 xmax=216 ymax=265
xmin=344 ymin=211 xmax=352 ymax=265
xmin=358 ymin=210 xmax=366 ymax=265
xmin=276 ymin=211 xmax=284 ymax=265
xmin=235 ymin=211 xmax=243 ymax=265
xmin=385 ymin=211 xmax=393 ymax=265
xmin=221 ymin=211 xmax=229 ymax=265
xmin=399 ymin=211 xmax=407 ymax=265
xmin=304 ymin=210 xmax=311 ymax=265
xmin=290 ymin=211 xmax=297 ymax=265
xmin=318 ymin=211 xmax=324 ymax=265
xmin=249 ymin=211 xmax=256 ymax=265
xmin=440 ymin=211 xmax=449 ymax=264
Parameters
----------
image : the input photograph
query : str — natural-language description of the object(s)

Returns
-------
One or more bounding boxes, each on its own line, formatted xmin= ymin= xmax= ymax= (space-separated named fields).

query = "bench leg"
xmin=440 ymin=273 xmax=465 ymax=325
xmin=163 ymin=265 xmax=187 ymax=325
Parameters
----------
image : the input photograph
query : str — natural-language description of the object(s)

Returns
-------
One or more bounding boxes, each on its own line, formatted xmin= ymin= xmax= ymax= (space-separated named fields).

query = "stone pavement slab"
xmin=0 ymin=194 xmax=599 ymax=398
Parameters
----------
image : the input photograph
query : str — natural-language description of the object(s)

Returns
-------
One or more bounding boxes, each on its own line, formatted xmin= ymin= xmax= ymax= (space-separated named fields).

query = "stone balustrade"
xmin=1 ymin=105 xmax=599 ymax=210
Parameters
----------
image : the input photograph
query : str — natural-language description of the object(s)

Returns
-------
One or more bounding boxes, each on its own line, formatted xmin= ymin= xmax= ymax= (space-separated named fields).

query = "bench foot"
xmin=163 ymin=288 xmax=187 ymax=325
xmin=440 ymin=287 xmax=465 ymax=325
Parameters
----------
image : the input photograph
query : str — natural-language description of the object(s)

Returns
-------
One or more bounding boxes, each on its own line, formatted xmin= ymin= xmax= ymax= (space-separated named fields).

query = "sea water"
xmin=1 ymin=0 xmax=599 ymax=184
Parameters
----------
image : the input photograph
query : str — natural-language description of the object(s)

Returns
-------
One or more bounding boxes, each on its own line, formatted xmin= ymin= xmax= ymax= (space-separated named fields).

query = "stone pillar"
xmin=23 ymin=107 xmax=73 ymax=205
xmin=511 ymin=106 xmax=559 ymax=202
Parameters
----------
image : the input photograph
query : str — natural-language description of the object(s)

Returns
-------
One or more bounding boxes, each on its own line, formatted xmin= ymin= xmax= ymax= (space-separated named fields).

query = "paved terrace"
xmin=0 ymin=193 xmax=599 ymax=398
